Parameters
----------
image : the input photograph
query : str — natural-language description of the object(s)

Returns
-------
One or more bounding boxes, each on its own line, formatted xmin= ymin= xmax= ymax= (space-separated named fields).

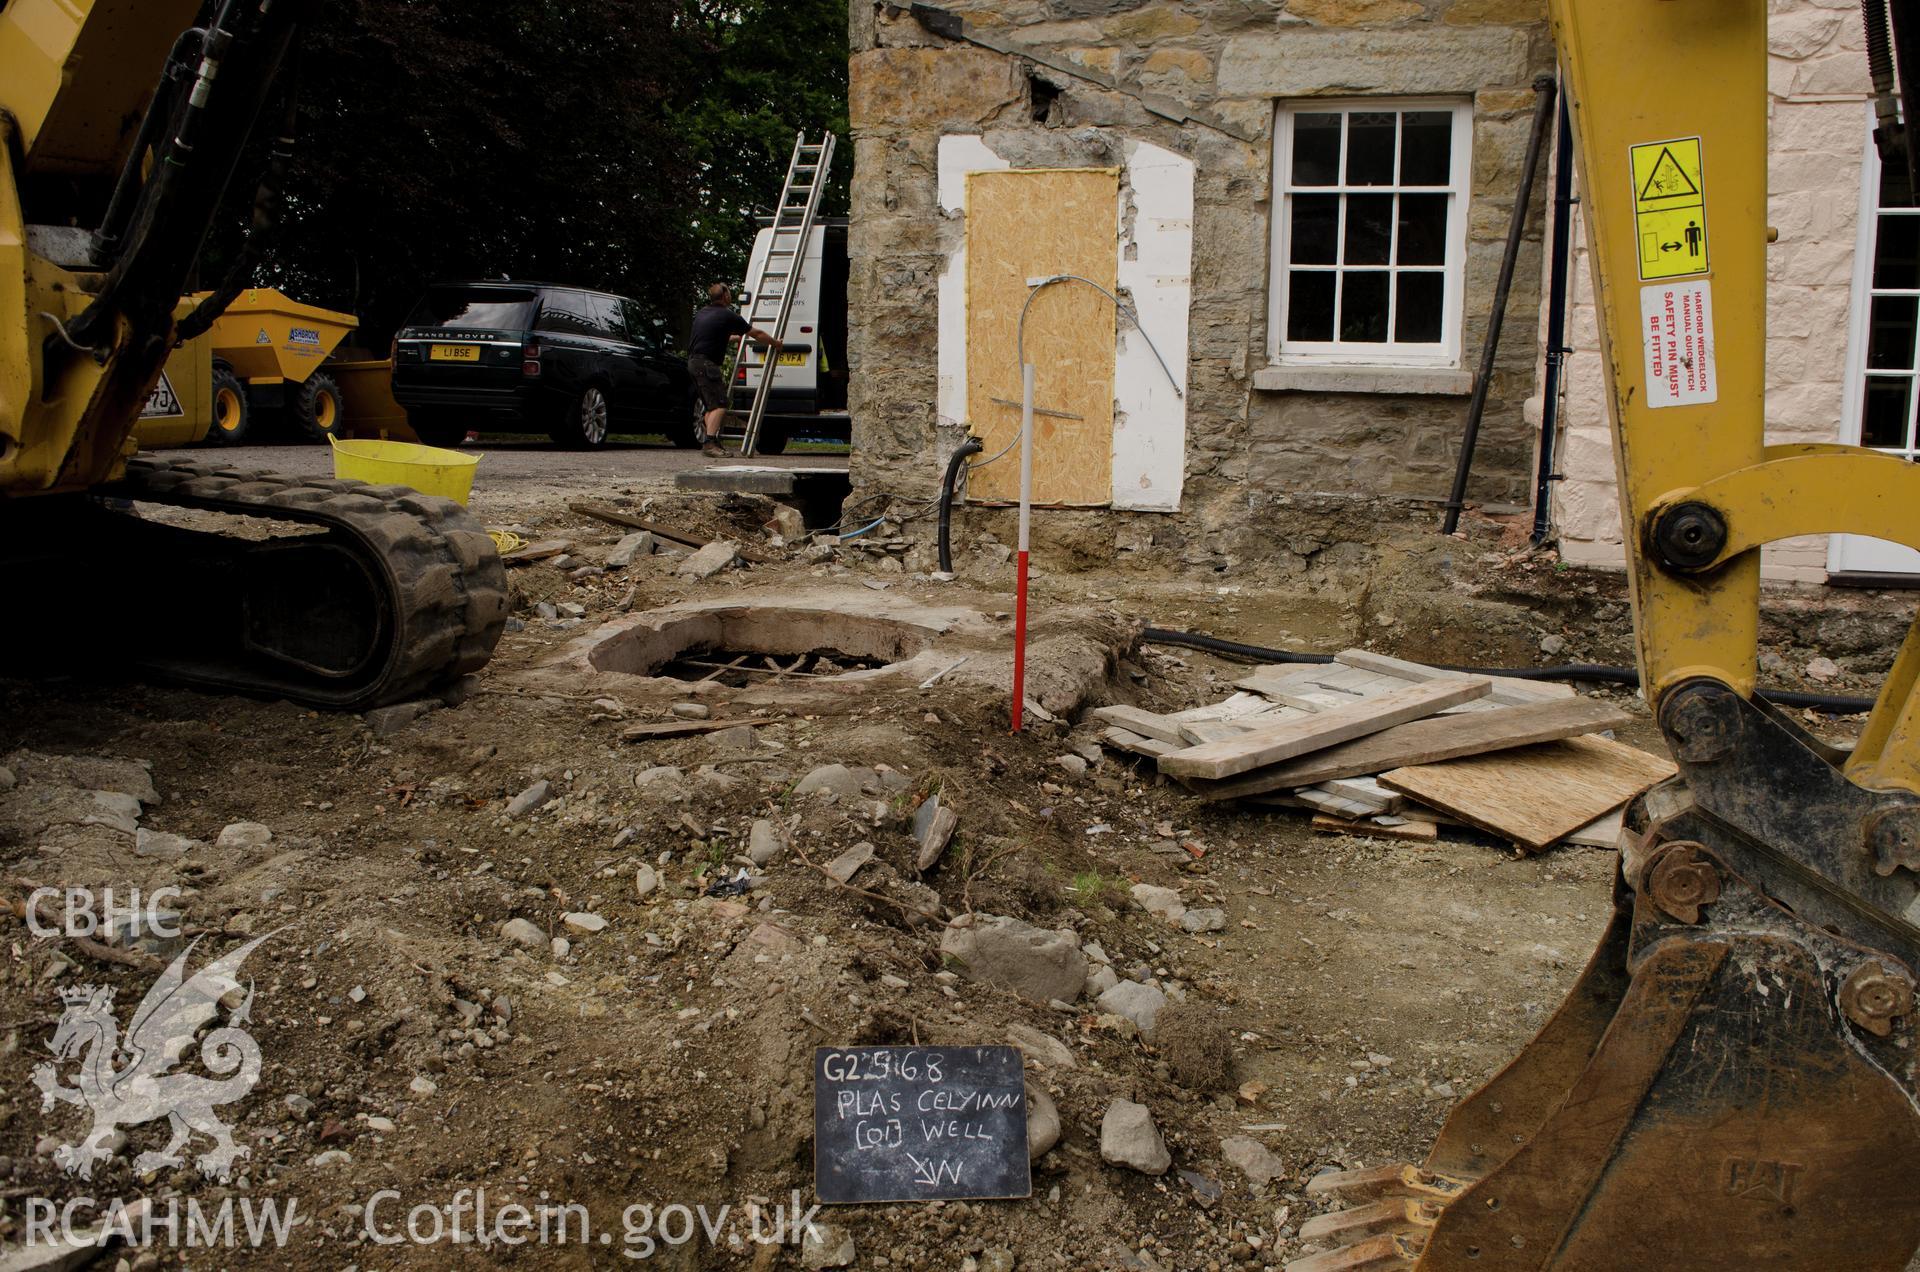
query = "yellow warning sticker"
xmin=1630 ymin=137 xmax=1708 ymax=280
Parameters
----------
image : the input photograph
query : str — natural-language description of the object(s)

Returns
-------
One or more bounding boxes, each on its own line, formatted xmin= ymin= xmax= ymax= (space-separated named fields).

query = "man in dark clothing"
xmin=688 ymin=283 xmax=782 ymax=458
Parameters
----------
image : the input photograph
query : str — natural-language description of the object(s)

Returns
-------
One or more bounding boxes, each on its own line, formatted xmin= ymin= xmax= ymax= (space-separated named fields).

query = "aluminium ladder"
xmin=737 ymin=131 xmax=836 ymax=457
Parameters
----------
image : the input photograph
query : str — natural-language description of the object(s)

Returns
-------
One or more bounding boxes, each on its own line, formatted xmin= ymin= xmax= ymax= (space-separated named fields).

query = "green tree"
xmin=201 ymin=0 xmax=848 ymax=348
xmin=672 ymin=0 xmax=851 ymax=290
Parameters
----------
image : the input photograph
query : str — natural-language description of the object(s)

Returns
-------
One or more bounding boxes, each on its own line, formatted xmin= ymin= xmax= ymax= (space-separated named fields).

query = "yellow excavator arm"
xmin=1298 ymin=2 xmax=1920 ymax=1269
xmin=0 ymin=0 xmax=507 ymax=709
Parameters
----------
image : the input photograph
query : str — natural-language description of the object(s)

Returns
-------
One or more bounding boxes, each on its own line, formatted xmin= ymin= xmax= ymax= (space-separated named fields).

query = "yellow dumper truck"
xmin=136 ymin=287 xmax=389 ymax=445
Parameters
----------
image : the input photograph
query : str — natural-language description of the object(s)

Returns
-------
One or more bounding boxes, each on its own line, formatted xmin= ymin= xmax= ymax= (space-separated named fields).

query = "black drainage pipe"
xmin=1442 ymin=74 xmax=1558 ymax=536
xmin=938 ymin=437 xmax=983 ymax=574
xmin=1530 ymin=91 xmax=1575 ymax=547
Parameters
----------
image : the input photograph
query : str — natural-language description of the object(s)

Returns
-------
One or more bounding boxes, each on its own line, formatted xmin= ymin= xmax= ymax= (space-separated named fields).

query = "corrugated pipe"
xmin=1137 ymin=627 xmax=1876 ymax=715
xmin=938 ymin=437 xmax=983 ymax=573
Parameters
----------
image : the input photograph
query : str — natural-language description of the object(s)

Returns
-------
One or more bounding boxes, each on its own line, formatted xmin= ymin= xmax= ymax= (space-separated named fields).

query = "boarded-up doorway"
xmin=964 ymin=168 xmax=1119 ymax=506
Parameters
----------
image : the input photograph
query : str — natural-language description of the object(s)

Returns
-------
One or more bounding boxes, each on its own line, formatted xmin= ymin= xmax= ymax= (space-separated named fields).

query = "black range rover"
xmin=390 ymin=281 xmax=695 ymax=449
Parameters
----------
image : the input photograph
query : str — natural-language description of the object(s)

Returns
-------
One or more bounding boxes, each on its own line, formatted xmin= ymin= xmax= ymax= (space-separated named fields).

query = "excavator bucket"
xmin=1289 ymin=808 xmax=1920 ymax=1271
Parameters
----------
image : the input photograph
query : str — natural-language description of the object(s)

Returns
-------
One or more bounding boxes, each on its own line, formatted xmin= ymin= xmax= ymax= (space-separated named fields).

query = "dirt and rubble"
xmin=0 ymin=463 xmax=1898 ymax=1271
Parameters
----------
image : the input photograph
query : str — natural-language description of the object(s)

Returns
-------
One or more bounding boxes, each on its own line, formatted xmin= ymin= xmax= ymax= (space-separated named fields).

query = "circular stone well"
xmin=549 ymin=591 xmax=998 ymax=687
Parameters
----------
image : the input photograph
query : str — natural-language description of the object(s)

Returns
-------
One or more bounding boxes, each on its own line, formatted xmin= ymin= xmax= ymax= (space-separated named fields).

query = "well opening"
xmin=585 ymin=606 xmax=938 ymax=681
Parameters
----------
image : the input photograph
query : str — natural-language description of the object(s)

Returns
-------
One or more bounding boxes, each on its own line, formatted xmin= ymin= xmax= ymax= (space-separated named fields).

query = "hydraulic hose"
xmin=1138 ymin=627 xmax=1877 ymax=715
xmin=938 ymin=437 xmax=983 ymax=573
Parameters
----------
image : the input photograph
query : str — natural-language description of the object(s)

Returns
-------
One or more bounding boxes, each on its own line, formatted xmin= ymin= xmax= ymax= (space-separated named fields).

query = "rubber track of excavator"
xmin=106 ymin=455 xmax=509 ymax=709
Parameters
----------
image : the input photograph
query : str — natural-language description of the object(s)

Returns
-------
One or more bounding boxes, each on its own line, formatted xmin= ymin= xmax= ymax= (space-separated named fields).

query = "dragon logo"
xmin=31 ymin=935 xmax=272 ymax=1182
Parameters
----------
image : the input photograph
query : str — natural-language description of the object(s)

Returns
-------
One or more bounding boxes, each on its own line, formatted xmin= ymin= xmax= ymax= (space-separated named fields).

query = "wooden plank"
xmin=569 ymin=501 xmax=771 ymax=563
xmin=621 ymin=717 xmax=783 ymax=742
xmin=1380 ymin=735 xmax=1676 ymax=852
xmin=1171 ymin=691 xmax=1282 ymax=723
xmin=1191 ymin=697 xmax=1634 ymax=800
xmin=1295 ymin=788 xmax=1379 ymax=819
xmin=1334 ymin=649 xmax=1577 ymax=706
xmin=1089 ymin=705 xmax=1188 ymax=745
xmin=1566 ymin=807 xmax=1627 ymax=850
xmin=1312 ymin=814 xmax=1439 ymax=843
xmin=1101 ymin=727 xmax=1174 ymax=759
xmin=1316 ymin=776 xmax=1404 ymax=814
xmin=1159 ymin=679 xmax=1493 ymax=780
xmin=1309 ymin=667 xmax=1398 ymax=695
xmin=965 ymin=168 xmax=1118 ymax=505
xmin=1179 ymin=720 xmax=1258 ymax=745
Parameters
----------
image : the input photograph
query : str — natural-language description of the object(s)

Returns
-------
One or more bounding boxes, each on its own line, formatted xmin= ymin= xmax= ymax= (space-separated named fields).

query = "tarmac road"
xmin=149 ymin=438 xmax=851 ymax=518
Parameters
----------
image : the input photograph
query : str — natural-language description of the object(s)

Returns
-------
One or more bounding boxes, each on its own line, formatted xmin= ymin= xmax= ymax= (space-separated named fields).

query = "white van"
xmin=713 ymin=216 xmax=849 ymax=455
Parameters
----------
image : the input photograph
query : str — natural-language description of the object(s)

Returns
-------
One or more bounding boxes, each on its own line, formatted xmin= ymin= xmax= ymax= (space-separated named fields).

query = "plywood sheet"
xmin=1380 ymin=735 xmax=1676 ymax=852
xmin=965 ymin=168 xmax=1118 ymax=506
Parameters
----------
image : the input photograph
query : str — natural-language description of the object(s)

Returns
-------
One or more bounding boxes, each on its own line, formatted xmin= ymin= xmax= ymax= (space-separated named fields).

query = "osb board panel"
xmin=1380 ymin=735 xmax=1677 ymax=853
xmin=965 ymin=168 xmax=1118 ymax=506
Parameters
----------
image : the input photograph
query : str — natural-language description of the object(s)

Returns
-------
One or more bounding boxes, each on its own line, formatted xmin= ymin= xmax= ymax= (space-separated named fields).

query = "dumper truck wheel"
xmin=292 ymin=372 xmax=345 ymax=443
xmin=206 ymin=366 xmax=252 ymax=445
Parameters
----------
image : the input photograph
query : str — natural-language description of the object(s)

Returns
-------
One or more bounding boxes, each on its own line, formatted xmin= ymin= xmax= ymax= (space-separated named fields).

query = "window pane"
xmin=1875 ymin=215 xmax=1920 ymax=291
xmin=1869 ymin=295 xmax=1918 ymax=369
xmin=1340 ymin=271 xmax=1390 ymax=342
xmin=1883 ymin=155 xmax=1916 ymax=210
xmin=1400 ymin=110 xmax=1453 ymax=185
xmin=1291 ymin=194 xmax=1340 ymax=264
xmin=1293 ymin=113 xmax=1342 ymax=186
xmin=1287 ymin=271 xmax=1336 ymax=342
xmin=1344 ymin=194 xmax=1393 ymax=265
xmin=1346 ymin=112 xmax=1396 ymax=186
xmin=1397 ymin=193 xmax=1449 ymax=265
xmin=1395 ymin=272 xmax=1445 ymax=343
xmin=1863 ymin=376 xmax=1912 ymax=449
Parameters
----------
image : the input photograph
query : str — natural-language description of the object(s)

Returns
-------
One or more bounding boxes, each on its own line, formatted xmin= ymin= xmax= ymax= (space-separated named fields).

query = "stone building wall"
xmin=1542 ymin=4 xmax=1874 ymax=582
xmin=846 ymin=0 xmax=1557 ymax=555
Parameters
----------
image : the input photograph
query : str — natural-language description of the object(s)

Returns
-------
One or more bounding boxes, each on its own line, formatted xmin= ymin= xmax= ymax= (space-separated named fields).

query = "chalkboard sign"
xmin=813 ymin=1045 xmax=1032 ymax=1204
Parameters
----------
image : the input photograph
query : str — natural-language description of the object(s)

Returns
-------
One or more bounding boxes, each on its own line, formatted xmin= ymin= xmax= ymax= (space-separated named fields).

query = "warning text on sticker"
xmin=1640 ymin=280 xmax=1717 ymax=410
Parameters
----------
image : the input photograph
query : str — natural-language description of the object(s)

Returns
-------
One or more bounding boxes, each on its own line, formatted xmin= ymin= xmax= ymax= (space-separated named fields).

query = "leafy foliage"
xmin=205 ymin=0 xmax=846 ymax=347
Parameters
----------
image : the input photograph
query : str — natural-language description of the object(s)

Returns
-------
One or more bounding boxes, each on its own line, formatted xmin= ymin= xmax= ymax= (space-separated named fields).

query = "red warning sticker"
xmin=1640 ymin=280 xmax=1716 ymax=409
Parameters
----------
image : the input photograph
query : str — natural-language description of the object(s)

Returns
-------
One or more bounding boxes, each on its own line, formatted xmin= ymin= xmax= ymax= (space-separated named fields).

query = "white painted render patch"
xmin=936 ymin=135 xmax=1010 ymax=434
xmin=1112 ymin=139 xmax=1193 ymax=513
xmin=933 ymin=133 xmax=1194 ymax=513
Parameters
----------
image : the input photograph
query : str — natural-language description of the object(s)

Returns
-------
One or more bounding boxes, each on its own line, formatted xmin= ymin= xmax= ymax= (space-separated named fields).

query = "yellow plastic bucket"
xmin=329 ymin=438 xmax=482 ymax=505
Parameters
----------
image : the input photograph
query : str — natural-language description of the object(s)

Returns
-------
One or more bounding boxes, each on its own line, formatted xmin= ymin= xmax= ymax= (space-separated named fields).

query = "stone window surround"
xmin=1268 ymin=97 xmax=1477 ymax=375
xmin=1251 ymin=365 xmax=1476 ymax=396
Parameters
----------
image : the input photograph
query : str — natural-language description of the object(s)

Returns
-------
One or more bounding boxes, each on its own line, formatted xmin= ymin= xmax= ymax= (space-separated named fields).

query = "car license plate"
xmin=777 ymin=351 xmax=808 ymax=367
xmin=430 ymin=344 xmax=480 ymax=362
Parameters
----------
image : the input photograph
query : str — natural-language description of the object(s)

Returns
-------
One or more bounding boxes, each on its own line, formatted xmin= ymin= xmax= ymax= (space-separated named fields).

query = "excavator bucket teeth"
xmin=1284 ymin=1231 xmax=1424 ymax=1272
xmin=1305 ymin=1163 xmax=1467 ymax=1207
xmin=1299 ymin=1198 xmax=1442 ymax=1245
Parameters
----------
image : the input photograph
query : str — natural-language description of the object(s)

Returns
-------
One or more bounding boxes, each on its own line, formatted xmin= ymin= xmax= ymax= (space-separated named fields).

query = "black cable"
xmin=938 ymin=437 xmax=983 ymax=573
xmin=1138 ymin=627 xmax=1877 ymax=716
